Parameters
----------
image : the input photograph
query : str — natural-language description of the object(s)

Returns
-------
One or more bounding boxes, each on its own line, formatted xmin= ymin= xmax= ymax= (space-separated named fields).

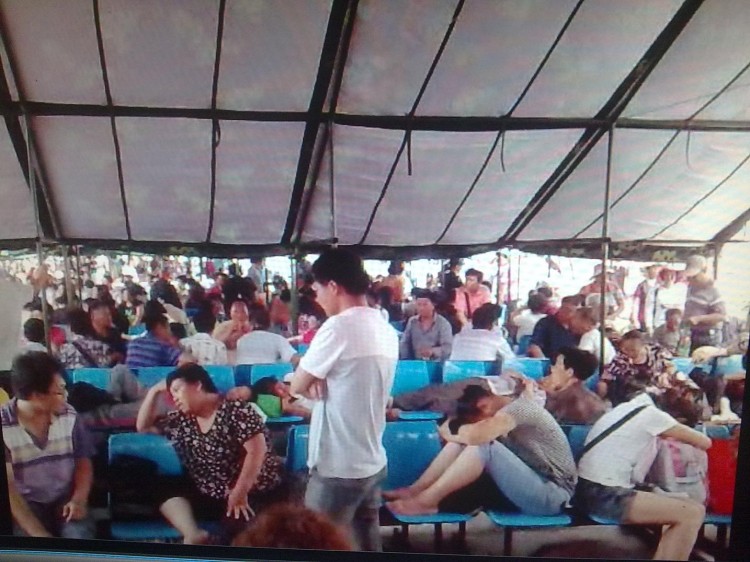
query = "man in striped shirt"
xmin=126 ymin=312 xmax=181 ymax=369
xmin=180 ymin=306 xmax=227 ymax=366
xmin=682 ymin=255 xmax=726 ymax=353
xmin=2 ymin=352 xmax=96 ymax=538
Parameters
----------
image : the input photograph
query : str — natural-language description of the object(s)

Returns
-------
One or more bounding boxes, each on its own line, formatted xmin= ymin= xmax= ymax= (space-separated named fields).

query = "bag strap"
xmin=71 ymin=340 xmax=100 ymax=368
xmin=579 ymin=405 xmax=648 ymax=460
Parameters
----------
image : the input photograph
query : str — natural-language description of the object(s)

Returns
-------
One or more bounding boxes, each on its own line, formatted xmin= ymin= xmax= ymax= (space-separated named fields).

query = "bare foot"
xmin=386 ymin=498 xmax=439 ymax=516
xmin=386 ymin=408 xmax=402 ymax=422
xmin=382 ymin=486 xmax=415 ymax=501
xmin=184 ymin=529 xmax=210 ymax=545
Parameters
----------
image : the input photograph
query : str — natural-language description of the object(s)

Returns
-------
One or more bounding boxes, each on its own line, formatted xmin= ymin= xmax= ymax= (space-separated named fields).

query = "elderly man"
xmin=453 ymin=268 xmax=492 ymax=327
xmin=2 ymin=352 xmax=96 ymax=538
xmin=400 ymin=290 xmax=453 ymax=361
xmin=682 ymin=255 xmax=726 ymax=354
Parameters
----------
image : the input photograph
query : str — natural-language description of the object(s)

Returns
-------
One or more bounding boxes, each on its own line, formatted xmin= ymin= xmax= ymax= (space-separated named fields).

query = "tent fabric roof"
xmin=1 ymin=0 xmax=749 ymax=259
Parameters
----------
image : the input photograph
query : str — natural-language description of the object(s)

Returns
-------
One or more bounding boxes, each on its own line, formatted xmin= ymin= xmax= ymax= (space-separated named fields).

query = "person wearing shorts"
xmin=574 ymin=392 xmax=711 ymax=561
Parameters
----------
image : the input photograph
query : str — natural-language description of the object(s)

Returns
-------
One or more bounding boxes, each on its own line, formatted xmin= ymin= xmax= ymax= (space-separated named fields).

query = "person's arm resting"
xmin=455 ymin=412 xmax=517 ymax=446
xmin=660 ymin=424 xmax=712 ymax=451
xmin=136 ymin=382 xmax=167 ymax=433
xmin=5 ymin=462 xmax=51 ymax=537
xmin=232 ymin=433 xmax=266 ymax=496
xmin=289 ymin=367 xmax=323 ymax=400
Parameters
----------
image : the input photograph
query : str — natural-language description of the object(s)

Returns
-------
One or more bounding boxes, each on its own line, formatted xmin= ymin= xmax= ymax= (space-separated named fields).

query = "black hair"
xmin=387 ymin=261 xmax=404 ymax=276
xmin=252 ymin=377 xmax=280 ymax=398
xmin=87 ymin=299 xmax=110 ymax=314
xmin=412 ymin=288 xmax=437 ymax=303
xmin=449 ymin=385 xmax=493 ymax=433
xmin=11 ymin=352 xmax=63 ymax=400
xmin=68 ymin=308 xmax=94 ymax=336
xmin=249 ymin=303 xmax=271 ymax=330
xmin=311 ymin=248 xmax=370 ymax=296
xmin=144 ymin=312 xmax=169 ymax=333
xmin=527 ymin=293 xmax=548 ymax=314
xmin=170 ymin=323 xmax=188 ymax=340
xmin=472 ymin=303 xmax=502 ymax=330
xmin=166 ymin=363 xmax=218 ymax=394
xmin=464 ymin=268 xmax=483 ymax=282
xmin=665 ymin=308 xmax=683 ymax=321
xmin=23 ymin=318 xmax=45 ymax=344
xmin=143 ymin=299 xmax=167 ymax=317
xmin=193 ymin=307 xmax=217 ymax=334
xmin=84 ymin=279 xmax=95 ymax=289
xmin=557 ymin=347 xmax=599 ymax=381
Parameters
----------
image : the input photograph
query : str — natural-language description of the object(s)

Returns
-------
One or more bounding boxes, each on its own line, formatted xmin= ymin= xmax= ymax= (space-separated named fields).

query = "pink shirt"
xmin=454 ymin=285 xmax=491 ymax=318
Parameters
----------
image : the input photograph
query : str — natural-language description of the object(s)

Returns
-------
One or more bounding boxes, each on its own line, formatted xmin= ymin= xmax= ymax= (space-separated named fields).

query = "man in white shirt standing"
xmin=290 ymin=249 xmax=399 ymax=552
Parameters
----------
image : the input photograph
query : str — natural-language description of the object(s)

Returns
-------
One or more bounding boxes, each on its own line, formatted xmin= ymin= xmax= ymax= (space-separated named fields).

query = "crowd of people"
xmin=0 ymin=249 xmax=746 ymax=559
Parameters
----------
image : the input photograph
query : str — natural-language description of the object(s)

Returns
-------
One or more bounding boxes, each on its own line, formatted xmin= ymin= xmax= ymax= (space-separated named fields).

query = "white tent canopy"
xmin=0 ymin=0 xmax=749 ymax=260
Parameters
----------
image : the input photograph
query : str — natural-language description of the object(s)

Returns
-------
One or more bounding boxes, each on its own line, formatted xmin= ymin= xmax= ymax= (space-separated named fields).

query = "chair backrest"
xmin=234 ymin=364 xmax=253 ymax=387
xmin=297 ymin=343 xmax=309 ymax=355
xmin=249 ymin=363 xmax=295 ymax=386
xmin=202 ymin=365 xmax=235 ymax=394
xmin=70 ymin=368 xmax=111 ymax=391
xmin=108 ymin=433 xmax=183 ymax=476
xmin=714 ymin=354 xmax=745 ymax=377
xmin=128 ymin=324 xmax=146 ymax=336
xmin=585 ymin=369 xmax=600 ymax=392
xmin=136 ymin=366 xmax=177 ymax=389
xmin=391 ymin=361 xmax=431 ymax=396
xmin=425 ymin=361 xmax=443 ymax=384
xmin=389 ymin=320 xmax=405 ymax=333
xmin=563 ymin=424 xmax=592 ymax=460
xmin=700 ymin=424 xmax=731 ymax=439
xmin=285 ymin=424 xmax=310 ymax=473
xmin=382 ymin=421 xmax=442 ymax=491
xmin=671 ymin=357 xmax=709 ymax=375
xmin=517 ymin=335 xmax=533 ymax=356
xmin=503 ymin=357 xmax=550 ymax=380
xmin=441 ymin=360 xmax=494 ymax=384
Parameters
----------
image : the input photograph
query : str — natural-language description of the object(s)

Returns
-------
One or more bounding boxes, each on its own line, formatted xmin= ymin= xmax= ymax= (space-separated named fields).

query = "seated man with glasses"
xmin=1 ymin=352 xmax=96 ymax=539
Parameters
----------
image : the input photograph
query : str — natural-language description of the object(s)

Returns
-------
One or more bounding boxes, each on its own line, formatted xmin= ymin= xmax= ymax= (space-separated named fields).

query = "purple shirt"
xmin=1 ymin=398 xmax=95 ymax=504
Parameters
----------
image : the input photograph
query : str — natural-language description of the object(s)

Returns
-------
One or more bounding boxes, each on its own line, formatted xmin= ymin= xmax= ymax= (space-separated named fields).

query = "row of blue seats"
xmin=107 ymin=420 xmax=733 ymax=550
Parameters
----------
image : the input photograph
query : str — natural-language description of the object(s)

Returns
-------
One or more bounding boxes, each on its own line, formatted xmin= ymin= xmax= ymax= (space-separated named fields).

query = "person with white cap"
xmin=681 ymin=255 xmax=726 ymax=354
xmin=386 ymin=376 xmax=577 ymax=517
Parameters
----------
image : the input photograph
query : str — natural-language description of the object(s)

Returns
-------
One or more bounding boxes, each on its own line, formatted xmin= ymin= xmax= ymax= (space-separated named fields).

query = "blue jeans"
xmin=304 ymin=467 xmax=386 ymax=552
xmin=477 ymin=441 xmax=571 ymax=515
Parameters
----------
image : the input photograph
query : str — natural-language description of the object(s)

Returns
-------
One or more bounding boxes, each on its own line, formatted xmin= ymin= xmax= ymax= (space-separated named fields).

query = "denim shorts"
xmin=574 ymin=478 xmax=637 ymax=522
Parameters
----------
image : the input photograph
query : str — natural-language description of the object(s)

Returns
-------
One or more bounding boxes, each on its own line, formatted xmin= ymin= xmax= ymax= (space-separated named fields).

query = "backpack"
xmin=645 ymin=438 xmax=708 ymax=505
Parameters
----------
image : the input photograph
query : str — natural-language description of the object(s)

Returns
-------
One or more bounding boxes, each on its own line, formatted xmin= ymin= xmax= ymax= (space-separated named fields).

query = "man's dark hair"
xmin=464 ymin=268 xmax=483 ymax=282
xmin=68 ymin=308 xmax=94 ymax=336
xmin=412 ymin=288 xmax=437 ymax=303
xmin=558 ymin=347 xmax=599 ymax=381
xmin=472 ymin=303 xmax=502 ymax=330
xmin=527 ymin=293 xmax=548 ymax=314
xmin=170 ymin=323 xmax=187 ymax=340
xmin=665 ymin=308 xmax=683 ymax=321
xmin=87 ymin=299 xmax=110 ymax=314
xmin=23 ymin=318 xmax=45 ymax=344
xmin=388 ymin=261 xmax=404 ymax=276
xmin=561 ymin=295 xmax=583 ymax=306
xmin=144 ymin=299 xmax=167 ymax=317
xmin=311 ymin=248 xmax=370 ymax=296
xmin=252 ymin=377 xmax=280 ymax=398
xmin=193 ymin=307 xmax=217 ymax=334
xmin=84 ymin=280 xmax=95 ymax=289
xmin=144 ymin=312 xmax=169 ymax=333
xmin=249 ymin=303 xmax=271 ymax=330
xmin=12 ymin=352 xmax=62 ymax=400
xmin=166 ymin=363 xmax=218 ymax=394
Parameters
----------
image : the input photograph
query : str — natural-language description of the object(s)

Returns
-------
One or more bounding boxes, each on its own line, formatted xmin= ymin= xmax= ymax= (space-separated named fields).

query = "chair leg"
xmin=434 ymin=523 xmax=443 ymax=550
xmin=717 ymin=524 xmax=728 ymax=548
xmin=503 ymin=528 xmax=513 ymax=557
xmin=401 ymin=524 xmax=409 ymax=540
xmin=457 ymin=521 xmax=467 ymax=543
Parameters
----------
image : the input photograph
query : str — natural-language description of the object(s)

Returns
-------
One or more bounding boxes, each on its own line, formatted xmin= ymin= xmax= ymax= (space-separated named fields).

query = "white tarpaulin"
xmin=0 ymin=0 xmax=748 ymax=259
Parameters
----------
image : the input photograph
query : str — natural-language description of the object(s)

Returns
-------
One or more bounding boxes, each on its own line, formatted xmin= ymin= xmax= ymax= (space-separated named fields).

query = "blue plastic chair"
xmin=202 ymin=365 xmax=235 ymax=394
xmin=585 ymin=369 xmax=600 ymax=392
xmin=564 ymin=424 xmax=592 ymax=460
xmin=389 ymin=320 xmax=405 ymax=333
xmin=285 ymin=424 xmax=310 ymax=473
xmin=425 ymin=361 xmax=443 ymax=384
xmin=503 ymin=358 xmax=550 ymax=380
xmin=128 ymin=324 xmax=146 ymax=336
xmin=249 ymin=363 xmax=295 ymax=386
xmin=516 ymin=335 xmax=532 ymax=356
xmin=671 ymin=357 xmax=710 ymax=375
xmin=714 ymin=354 xmax=745 ymax=376
xmin=391 ymin=361 xmax=431 ymax=396
xmin=441 ymin=360 xmax=494 ymax=384
xmin=296 ymin=343 xmax=310 ymax=355
xmin=486 ymin=510 xmax=573 ymax=556
xmin=135 ymin=366 xmax=177 ymax=389
xmin=70 ymin=368 xmax=111 ymax=391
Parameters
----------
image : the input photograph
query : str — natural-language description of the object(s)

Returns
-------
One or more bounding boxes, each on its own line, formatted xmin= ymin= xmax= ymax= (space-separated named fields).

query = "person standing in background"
xmin=682 ymin=255 xmax=726 ymax=354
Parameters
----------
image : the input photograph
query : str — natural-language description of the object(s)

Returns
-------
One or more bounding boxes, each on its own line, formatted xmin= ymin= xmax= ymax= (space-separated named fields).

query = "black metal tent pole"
xmin=359 ymin=0 xmax=466 ymax=245
xmin=599 ymin=126 xmax=614 ymax=370
xmin=205 ymin=0 xmax=227 ymax=243
xmin=282 ymin=0 xmax=352 ymax=246
xmin=500 ymin=0 xmax=705 ymax=245
xmin=92 ymin=0 xmax=132 ymax=240
xmin=434 ymin=0 xmax=584 ymax=244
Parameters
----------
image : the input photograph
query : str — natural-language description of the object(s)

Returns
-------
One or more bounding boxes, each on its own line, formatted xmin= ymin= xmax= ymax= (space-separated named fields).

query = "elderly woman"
xmin=599 ymin=329 xmax=676 ymax=406
xmin=136 ymin=363 xmax=284 ymax=545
